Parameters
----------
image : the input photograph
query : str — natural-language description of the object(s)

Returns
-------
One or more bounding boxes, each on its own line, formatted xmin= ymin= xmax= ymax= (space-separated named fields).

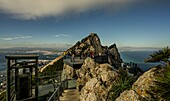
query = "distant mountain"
xmin=119 ymin=46 xmax=161 ymax=52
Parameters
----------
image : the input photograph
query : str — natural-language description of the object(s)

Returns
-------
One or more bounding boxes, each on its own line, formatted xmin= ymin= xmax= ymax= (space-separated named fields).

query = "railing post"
xmin=54 ymin=89 xmax=56 ymax=101
xmin=6 ymin=59 xmax=10 ymax=101
xmin=58 ymin=87 xmax=60 ymax=101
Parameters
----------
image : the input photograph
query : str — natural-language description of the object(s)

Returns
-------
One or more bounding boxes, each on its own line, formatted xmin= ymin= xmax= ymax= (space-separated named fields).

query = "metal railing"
xmin=63 ymin=56 xmax=85 ymax=64
xmin=47 ymin=80 xmax=68 ymax=101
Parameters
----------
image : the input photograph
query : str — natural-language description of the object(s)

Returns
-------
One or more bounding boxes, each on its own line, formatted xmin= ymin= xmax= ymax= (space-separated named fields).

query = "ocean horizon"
xmin=0 ymin=49 xmax=159 ymax=72
xmin=120 ymin=50 xmax=159 ymax=71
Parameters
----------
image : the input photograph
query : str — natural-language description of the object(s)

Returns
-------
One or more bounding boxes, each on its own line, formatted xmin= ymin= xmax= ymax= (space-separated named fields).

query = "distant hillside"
xmin=119 ymin=46 xmax=161 ymax=52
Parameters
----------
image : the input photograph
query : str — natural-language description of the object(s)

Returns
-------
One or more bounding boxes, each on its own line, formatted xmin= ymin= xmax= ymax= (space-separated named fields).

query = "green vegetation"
xmin=111 ymin=68 xmax=136 ymax=101
xmin=0 ymin=91 xmax=6 ymax=101
xmin=145 ymin=47 xmax=170 ymax=100
xmin=145 ymin=47 xmax=170 ymax=67
xmin=153 ymin=67 xmax=170 ymax=100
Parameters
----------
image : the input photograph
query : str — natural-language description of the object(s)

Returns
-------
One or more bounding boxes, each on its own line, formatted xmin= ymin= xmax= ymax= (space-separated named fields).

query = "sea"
xmin=0 ymin=49 xmax=160 ymax=72
xmin=120 ymin=50 xmax=159 ymax=71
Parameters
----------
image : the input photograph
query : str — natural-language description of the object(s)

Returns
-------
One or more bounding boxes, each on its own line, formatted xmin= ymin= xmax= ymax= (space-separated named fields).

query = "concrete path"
xmin=60 ymin=89 xmax=80 ymax=101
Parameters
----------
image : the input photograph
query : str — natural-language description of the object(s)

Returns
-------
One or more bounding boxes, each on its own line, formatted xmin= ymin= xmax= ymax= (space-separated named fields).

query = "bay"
xmin=120 ymin=50 xmax=159 ymax=71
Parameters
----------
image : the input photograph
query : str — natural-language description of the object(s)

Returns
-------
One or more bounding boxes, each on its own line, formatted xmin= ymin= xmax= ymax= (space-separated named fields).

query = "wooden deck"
xmin=60 ymin=89 xmax=80 ymax=101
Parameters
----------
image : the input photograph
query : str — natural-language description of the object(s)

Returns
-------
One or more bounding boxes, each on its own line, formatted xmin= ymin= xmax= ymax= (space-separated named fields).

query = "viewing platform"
xmin=63 ymin=55 xmax=109 ymax=69
xmin=63 ymin=56 xmax=85 ymax=69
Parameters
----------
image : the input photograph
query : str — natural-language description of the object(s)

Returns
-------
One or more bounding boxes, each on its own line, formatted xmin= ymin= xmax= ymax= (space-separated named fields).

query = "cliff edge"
xmin=65 ymin=33 xmax=123 ymax=68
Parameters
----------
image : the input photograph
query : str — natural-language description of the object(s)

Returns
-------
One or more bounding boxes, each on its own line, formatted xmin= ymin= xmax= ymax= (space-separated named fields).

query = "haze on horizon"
xmin=0 ymin=0 xmax=169 ymax=49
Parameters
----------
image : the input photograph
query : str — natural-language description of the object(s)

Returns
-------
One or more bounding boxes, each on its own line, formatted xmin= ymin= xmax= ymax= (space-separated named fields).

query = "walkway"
xmin=60 ymin=89 xmax=80 ymax=101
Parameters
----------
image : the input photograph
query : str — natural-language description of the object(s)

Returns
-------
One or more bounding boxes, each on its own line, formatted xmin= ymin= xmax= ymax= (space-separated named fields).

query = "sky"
xmin=0 ymin=0 xmax=170 ymax=49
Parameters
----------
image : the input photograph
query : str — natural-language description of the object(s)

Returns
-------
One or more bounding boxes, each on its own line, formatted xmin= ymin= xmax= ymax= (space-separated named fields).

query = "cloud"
xmin=0 ymin=0 xmax=137 ymax=20
xmin=0 ymin=38 xmax=13 ymax=41
xmin=53 ymin=34 xmax=70 ymax=38
xmin=0 ymin=36 xmax=32 ymax=41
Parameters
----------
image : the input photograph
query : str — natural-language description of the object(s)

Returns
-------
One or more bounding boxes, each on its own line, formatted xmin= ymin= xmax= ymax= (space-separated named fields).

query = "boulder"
xmin=77 ymin=58 xmax=120 ymax=101
xmin=116 ymin=66 xmax=166 ymax=101
xmin=132 ymin=67 xmax=165 ymax=100
xmin=115 ymin=90 xmax=147 ymax=101
xmin=63 ymin=64 xmax=74 ymax=79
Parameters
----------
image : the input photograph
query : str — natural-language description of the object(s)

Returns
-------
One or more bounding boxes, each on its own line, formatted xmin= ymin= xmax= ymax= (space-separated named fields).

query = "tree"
xmin=145 ymin=47 xmax=170 ymax=67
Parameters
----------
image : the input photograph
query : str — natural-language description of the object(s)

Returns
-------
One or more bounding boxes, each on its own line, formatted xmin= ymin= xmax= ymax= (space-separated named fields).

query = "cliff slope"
xmin=65 ymin=33 xmax=122 ymax=68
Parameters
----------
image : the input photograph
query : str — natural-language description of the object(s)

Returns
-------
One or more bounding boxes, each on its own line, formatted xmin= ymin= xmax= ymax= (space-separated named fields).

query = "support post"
xmin=35 ymin=58 xmax=38 ymax=100
xmin=6 ymin=59 xmax=10 ymax=101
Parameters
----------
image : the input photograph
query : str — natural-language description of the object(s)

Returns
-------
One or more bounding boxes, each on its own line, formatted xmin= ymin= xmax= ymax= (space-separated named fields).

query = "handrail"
xmin=47 ymin=81 xmax=67 ymax=101
xmin=64 ymin=56 xmax=86 ymax=60
xmin=47 ymin=86 xmax=60 ymax=101
xmin=39 ymin=74 xmax=61 ymax=80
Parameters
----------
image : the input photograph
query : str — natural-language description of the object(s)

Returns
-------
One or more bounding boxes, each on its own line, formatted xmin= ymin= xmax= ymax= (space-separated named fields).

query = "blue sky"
xmin=0 ymin=0 xmax=170 ymax=49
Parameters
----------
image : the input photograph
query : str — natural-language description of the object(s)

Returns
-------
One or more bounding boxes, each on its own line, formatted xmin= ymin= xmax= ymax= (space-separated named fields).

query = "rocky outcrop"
xmin=116 ymin=67 xmax=166 ymax=101
xmin=77 ymin=57 xmax=120 ymax=101
xmin=63 ymin=64 xmax=74 ymax=79
xmin=108 ymin=44 xmax=122 ymax=69
xmin=132 ymin=67 xmax=165 ymax=100
xmin=115 ymin=90 xmax=147 ymax=101
xmin=65 ymin=33 xmax=123 ymax=69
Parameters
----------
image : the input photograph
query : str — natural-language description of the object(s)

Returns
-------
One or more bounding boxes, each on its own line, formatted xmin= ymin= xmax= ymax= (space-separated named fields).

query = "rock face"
xmin=63 ymin=33 xmax=123 ymax=80
xmin=66 ymin=33 xmax=123 ymax=68
xmin=63 ymin=64 xmax=74 ymax=79
xmin=132 ymin=67 xmax=165 ymax=100
xmin=108 ymin=44 xmax=123 ymax=68
xmin=116 ymin=67 xmax=166 ymax=101
xmin=115 ymin=90 xmax=147 ymax=101
xmin=77 ymin=57 xmax=120 ymax=101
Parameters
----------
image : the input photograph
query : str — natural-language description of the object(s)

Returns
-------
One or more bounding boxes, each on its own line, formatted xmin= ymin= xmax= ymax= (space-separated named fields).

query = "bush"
xmin=111 ymin=68 xmax=136 ymax=100
xmin=151 ymin=66 xmax=170 ymax=100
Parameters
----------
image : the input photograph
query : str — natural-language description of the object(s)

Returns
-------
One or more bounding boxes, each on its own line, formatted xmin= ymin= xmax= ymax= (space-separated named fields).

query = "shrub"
xmin=111 ymin=68 xmax=136 ymax=100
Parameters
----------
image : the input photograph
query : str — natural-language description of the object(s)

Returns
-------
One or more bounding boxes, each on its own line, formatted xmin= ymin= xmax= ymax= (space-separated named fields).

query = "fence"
xmin=47 ymin=80 xmax=68 ymax=101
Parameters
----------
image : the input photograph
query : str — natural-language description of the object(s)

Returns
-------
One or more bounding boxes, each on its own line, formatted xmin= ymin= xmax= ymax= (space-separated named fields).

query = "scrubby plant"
xmin=145 ymin=47 xmax=170 ymax=67
xmin=154 ymin=67 xmax=170 ymax=100
xmin=145 ymin=47 xmax=170 ymax=100
xmin=111 ymin=68 xmax=136 ymax=100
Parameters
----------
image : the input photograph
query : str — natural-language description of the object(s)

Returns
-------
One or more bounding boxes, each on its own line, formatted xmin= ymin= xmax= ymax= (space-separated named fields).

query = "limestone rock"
xmin=77 ymin=58 xmax=120 ymax=101
xmin=108 ymin=44 xmax=123 ymax=68
xmin=65 ymin=33 xmax=122 ymax=68
xmin=63 ymin=64 xmax=74 ymax=79
xmin=132 ymin=67 xmax=165 ymax=100
xmin=115 ymin=90 xmax=147 ymax=101
xmin=116 ymin=67 xmax=166 ymax=101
